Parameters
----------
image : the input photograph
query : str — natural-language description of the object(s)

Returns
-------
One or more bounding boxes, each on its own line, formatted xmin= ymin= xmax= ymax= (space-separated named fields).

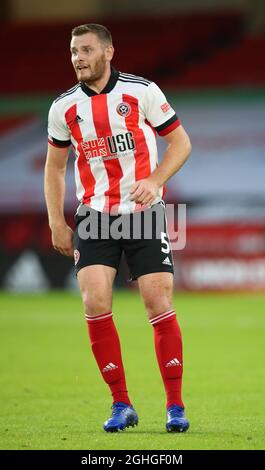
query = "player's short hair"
xmin=71 ymin=24 xmax=112 ymax=46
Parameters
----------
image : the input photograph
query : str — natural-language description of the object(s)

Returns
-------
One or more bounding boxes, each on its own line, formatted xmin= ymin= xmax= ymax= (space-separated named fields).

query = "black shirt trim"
xmin=118 ymin=78 xmax=149 ymax=87
xmin=154 ymin=114 xmax=178 ymax=133
xmin=81 ymin=67 xmax=119 ymax=97
xmin=48 ymin=137 xmax=71 ymax=147
xmin=55 ymin=84 xmax=81 ymax=103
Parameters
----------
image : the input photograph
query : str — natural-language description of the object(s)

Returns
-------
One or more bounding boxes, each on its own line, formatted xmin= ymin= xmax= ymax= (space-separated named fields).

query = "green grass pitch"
xmin=0 ymin=290 xmax=264 ymax=450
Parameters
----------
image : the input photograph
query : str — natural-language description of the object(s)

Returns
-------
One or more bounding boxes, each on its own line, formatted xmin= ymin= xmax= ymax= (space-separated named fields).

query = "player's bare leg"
xmin=138 ymin=272 xmax=173 ymax=320
xmin=77 ymin=264 xmax=138 ymax=432
xmin=78 ymin=264 xmax=115 ymax=316
xmin=138 ymin=272 xmax=189 ymax=432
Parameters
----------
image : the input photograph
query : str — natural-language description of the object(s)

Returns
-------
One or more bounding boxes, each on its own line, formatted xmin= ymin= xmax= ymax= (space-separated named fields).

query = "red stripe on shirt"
xmin=65 ymin=104 xmax=96 ymax=206
xmin=123 ymin=94 xmax=151 ymax=182
xmin=144 ymin=118 xmax=159 ymax=209
xmin=157 ymin=119 xmax=180 ymax=136
xmin=91 ymin=94 xmax=123 ymax=214
xmin=123 ymin=94 xmax=151 ymax=211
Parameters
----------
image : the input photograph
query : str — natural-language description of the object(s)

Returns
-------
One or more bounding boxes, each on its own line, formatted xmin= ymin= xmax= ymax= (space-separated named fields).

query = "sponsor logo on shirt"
xmin=81 ymin=132 xmax=136 ymax=161
xmin=75 ymin=114 xmax=84 ymax=123
xmin=161 ymin=102 xmax=171 ymax=113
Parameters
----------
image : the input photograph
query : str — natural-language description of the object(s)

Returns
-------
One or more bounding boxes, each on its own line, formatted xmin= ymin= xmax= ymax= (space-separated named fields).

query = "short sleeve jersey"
xmin=48 ymin=68 xmax=180 ymax=214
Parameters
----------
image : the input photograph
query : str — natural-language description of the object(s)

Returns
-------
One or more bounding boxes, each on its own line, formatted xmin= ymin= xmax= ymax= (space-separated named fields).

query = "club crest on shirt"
xmin=116 ymin=102 xmax=131 ymax=117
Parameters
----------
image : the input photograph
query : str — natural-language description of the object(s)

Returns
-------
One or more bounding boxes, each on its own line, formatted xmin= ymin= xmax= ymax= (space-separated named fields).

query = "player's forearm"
xmin=148 ymin=138 xmax=191 ymax=188
xmin=44 ymin=164 xmax=67 ymax=229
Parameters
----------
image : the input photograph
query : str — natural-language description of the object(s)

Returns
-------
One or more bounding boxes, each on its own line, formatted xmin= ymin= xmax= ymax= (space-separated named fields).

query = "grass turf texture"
xmin=0 ymin=291 xmax=264 ymax=450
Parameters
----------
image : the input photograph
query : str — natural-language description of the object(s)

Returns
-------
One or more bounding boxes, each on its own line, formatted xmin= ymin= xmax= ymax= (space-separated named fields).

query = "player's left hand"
xmin=130 ymin=178 xmax=159 ymax=206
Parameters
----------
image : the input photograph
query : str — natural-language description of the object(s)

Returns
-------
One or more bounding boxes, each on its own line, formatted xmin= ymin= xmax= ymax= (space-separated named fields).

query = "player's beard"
xmin=79 ymin=54 xmax=108 ymax=86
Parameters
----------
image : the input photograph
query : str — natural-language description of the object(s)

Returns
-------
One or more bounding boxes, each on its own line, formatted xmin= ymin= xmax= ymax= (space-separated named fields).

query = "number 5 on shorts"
xmin=161 ymin=232 xmax=170 ymax=254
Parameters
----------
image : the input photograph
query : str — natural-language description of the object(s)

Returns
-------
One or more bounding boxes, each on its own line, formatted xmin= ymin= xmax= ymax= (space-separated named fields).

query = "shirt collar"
xmin=80 ymin=67 xmax=119 ymax=97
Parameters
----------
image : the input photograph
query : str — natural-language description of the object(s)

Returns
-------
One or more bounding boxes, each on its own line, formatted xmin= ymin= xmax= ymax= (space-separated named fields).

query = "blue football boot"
xmin=103 ymin=402 xmax=139 ymax=432
xmin=166 ymin=405 xmax=190 ymax=432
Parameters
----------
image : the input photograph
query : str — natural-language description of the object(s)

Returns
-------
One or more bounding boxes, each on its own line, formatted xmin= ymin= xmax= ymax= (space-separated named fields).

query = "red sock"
xmin=150 ymin=310 xmax=184 ymax=408
xmin=85 ymin=311 xmax=131 ymax=406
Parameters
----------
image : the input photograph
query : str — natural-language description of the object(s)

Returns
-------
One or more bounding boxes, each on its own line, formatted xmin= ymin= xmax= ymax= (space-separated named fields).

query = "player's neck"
xmin=84 ymin=65 xmax=111 ymax=94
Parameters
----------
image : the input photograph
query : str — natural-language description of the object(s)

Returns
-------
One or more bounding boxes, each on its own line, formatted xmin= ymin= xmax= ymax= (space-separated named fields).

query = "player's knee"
xmin=82 ymin=291 xmax=111 ymax=316
xmin=144 ymin=293 xmax=172 ymax=319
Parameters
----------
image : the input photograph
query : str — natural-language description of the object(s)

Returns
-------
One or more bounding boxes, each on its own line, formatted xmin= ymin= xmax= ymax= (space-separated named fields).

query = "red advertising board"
xmin=172 ymin=223 xmax=265 ymax=290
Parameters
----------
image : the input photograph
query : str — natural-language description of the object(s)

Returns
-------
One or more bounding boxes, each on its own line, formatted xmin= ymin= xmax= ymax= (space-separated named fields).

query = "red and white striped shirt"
xmin=48 ymin=68 xmax=180 ymax=214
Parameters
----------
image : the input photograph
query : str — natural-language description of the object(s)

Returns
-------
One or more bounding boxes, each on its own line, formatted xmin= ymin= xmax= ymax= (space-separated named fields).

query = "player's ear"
xmin=105 ymin=44 xmax=114 ymax=61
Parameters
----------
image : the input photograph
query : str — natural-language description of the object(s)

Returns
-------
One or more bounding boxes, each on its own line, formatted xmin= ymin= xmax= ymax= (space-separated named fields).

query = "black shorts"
xmin=73 ymin=202 xmax=174 ymax=280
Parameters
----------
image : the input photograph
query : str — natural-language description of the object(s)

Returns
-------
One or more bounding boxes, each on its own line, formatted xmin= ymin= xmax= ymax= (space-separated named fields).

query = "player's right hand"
xmin=51 ymin=224 xmax=74 ymax=257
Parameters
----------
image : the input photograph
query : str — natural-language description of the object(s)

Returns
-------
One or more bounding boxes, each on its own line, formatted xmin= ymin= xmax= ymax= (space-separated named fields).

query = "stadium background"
xmin=1 ymin=0 xmax=265 ymax=292
xmin=1 ymin=0 xmax=265 ymax=451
